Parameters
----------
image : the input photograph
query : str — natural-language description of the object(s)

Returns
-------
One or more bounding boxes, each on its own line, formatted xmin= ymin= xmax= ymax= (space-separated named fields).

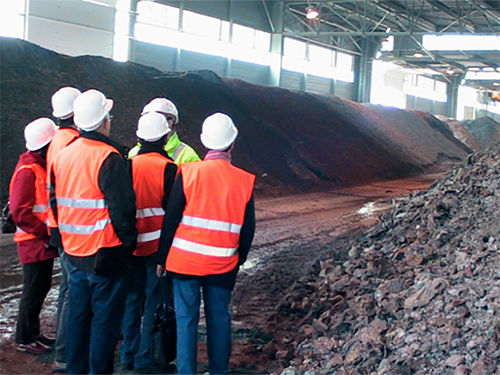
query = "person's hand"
xmin=157 ymin=264 xmax=166 ymax=277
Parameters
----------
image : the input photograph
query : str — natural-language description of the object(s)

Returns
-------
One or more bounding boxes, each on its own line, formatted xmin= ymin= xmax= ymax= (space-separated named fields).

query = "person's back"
xmin=121 ymin=112 xmax=177 ymax=372
xmin=166 ymin=159 xmax=254 ymax=276
xmin=159 ymin=112 xmax=255 ymax=375
xmin=10 ymin=118 xmax=58 ymax=355
xmin=50 ymin=89 xmax=137 ymax=375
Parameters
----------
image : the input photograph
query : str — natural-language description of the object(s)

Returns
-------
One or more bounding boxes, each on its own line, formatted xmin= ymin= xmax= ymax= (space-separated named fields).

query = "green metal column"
xmin=446 ymin=74 xmax=464 ymax=118
xmin=355 ymin=37 xmax=379 ymax=103
xmin=268 ymin=1 xmax=284 ymax=87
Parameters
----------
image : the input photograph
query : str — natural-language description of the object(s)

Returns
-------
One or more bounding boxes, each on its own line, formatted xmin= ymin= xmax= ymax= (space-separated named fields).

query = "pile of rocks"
xmin=276 ymin=144 xmax=500 ymax=375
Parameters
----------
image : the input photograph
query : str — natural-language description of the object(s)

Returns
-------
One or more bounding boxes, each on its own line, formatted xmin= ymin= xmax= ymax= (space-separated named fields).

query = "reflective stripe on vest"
xmin=181 ymin=215 xmax=242 ymax=234
xmin=166 ymin=160 xmax=255 ymax=276
xmin=131 ymin=153 xmax=173 ymax=256
xmin=172 ymin=237 xmax=238 ymax=257
xmin=54 ymin=138 xmax=122 ymax=256
xmin=172 ymin=143 xmax=186 ymax=163
xmin=57 ymin=197 xmax=107 ymax=209
xmin=136 ymin=207 xmax=165 ymax=218
xmin=137 ymin=229 xmax=161 ymax=243
xmin=46 ymin=128 xmax=79 ymax=229
xmin=9 ymin=162 xmax=49 ymax=243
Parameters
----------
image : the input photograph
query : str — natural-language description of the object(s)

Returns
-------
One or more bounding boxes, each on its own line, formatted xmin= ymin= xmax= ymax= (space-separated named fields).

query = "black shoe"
xmin=122 ymin=362 xmax=134 ymax=372
xmin=36 ymin=334 xmax=56 ymax=346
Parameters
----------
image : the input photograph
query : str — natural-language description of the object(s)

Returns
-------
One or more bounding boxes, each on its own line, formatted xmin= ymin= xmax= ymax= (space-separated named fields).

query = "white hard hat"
xmin=200 ymin=113 xmax=238 ymax=151
xmin=142 ymin=98 xmax=179 ymax=124
xmin=25 ymin=118 xmax=57 ymax=151
xmin=73 ymin=89 xmax=113 ymax=131
xmin=136 ymin=112 xmax=171 ymax=142
xmin=51 ymin=87 xmax=81 ymax=119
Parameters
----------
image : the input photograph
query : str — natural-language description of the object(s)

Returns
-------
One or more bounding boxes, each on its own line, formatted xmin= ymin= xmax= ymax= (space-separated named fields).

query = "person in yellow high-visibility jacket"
xmin=128 ymin=98 xmax=200 ymax=164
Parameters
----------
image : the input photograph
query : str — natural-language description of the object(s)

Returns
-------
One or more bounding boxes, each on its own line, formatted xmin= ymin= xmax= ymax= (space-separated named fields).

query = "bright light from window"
xmin=284 ymin=38 xmax=306 ymax=59
xmin=137 ymin=1 xmax=179 ymax=30
xmin=0 ymin=0 xmax=26 ymax=39
xmin=113 ymin=0 xmax=130 ymax=62
xmin=232 ymin=24 xmax=255 ymax=48
xmin=183 ymin=10 xmax=220 ymax=38
xmin=423 ymin=34 xmax=500 ymax=51
xmin=254 ymin=29 xmax=271 ymax=51
xmin=309 ymin=44 xmax=333 ymax=65
xmin=336 ymin=51 xmax=353 ymax=71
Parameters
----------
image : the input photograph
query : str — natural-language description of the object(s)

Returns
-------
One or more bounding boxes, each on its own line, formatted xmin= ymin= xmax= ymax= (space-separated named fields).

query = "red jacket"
xmin=9 ymin=151 xmax=58 ymax=264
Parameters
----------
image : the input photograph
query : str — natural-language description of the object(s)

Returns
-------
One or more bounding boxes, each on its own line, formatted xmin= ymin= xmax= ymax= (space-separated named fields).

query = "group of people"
xmin=9 ymin=86 xmax=256 ymax=375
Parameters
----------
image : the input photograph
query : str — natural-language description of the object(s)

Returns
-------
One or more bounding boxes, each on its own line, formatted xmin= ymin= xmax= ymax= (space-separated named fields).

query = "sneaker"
xmin=36 ymin=333 xmax=56 ymax=346
xmin=17 ymin=341 xmax=52 ymax=354
xmin=52 ymin=360 xmax=67 ymax=373
xmin=121 ymin=362 xmax=134 ymax=372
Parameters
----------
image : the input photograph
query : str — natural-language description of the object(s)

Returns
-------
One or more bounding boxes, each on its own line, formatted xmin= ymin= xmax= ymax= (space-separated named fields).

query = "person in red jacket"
xmin=9 ymin=118 xmax=58 ymax=354
xmin=120 ymin=111 xmax=177 ymax=372
xmin=158 ymin=113 xmax=256 ymax=375
xmin=47 ymin=86 xmax=81 ymax=373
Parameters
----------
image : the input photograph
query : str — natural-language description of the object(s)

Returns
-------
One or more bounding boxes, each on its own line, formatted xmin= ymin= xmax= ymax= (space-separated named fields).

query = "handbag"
xmin=151 ymin=276 xmax=177 ymax=366
xmin=2 ymin=202 xmax=16 ymax=234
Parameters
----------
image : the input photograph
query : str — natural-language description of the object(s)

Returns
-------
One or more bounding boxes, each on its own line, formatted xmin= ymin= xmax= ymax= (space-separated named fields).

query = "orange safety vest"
xmin=132 ymin=153 xmax=174 ymax=257
xmin=166 ymin=160 xmax=255 ymax=276
xmin=9 ymin=163 xmax=49 ymax=243
xmin=46 ymin=127 xmax=79 ymax=229
xmin=53 ymin=137 xmax=122 ymax=257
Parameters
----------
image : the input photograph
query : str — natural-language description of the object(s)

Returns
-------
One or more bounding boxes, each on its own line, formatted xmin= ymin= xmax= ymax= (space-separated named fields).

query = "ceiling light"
xmin=306 ymin=5 xmax=319 ymax=20
xmin=413 ymin=52 xmax=423 ymax=58
xmin=446 ymin=69 xmax=455 ymax=75
xmin=494 ymin=82 xmax=500 ymax=86
xmin=469 ymin=67 xmax=480 ymax=71
xmin=483 ymin=67 xmax=495 ymax=72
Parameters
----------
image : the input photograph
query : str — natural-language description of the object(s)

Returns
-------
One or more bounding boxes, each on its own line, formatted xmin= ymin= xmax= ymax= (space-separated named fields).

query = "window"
xmin=232 ymin=24 xmax=255 ymax=48
xmin=309 ymin=44 xmax=333 ymax=65
xmin=137 ymin=1 xmax=179 ymax=30
xmin=113 ymin=0 xmax=131 ymax=62
xmin=335 ymin=51 xmax=353 ymax=71
xmin=182 ymin=10 xmax=220 ymax=39
xmin=284 ymin=38 xmax=306 ymax=59
xmin=0 ymin=0 xmax=26 ymax=39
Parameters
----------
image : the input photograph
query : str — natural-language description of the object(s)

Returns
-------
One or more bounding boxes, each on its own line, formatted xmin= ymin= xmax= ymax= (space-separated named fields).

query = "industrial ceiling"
xmin=280 ymin=0 xmax=500 ymax=91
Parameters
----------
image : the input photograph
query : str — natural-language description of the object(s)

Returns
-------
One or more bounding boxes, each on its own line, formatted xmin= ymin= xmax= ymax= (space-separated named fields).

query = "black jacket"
xmin=50 ymin=131 xmax=138 ymax=276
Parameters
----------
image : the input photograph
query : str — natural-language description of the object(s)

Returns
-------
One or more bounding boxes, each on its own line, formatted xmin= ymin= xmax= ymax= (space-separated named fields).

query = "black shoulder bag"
xmin=2 ymin=202 xmax=16 ymax=234
xmin=152 ymin=276 xmax=177 ymax=366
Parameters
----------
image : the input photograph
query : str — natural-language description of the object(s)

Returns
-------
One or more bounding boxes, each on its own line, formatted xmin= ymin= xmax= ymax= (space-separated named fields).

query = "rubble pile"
xmin=461 ymin=117 xmax=500 ymax=150
xmin=275 ymin=145 xmax=500 ymax=375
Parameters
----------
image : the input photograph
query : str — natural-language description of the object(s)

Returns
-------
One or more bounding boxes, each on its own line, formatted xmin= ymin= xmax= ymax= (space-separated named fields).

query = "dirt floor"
xmin=0 ymin=173 xmax=442 ymax=375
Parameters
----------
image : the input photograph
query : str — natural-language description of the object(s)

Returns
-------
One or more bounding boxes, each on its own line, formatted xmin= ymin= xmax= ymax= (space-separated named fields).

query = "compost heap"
xmin=461 ymin=117 xmax=500 ymax=150
xmin=1 ymin=37 xmax=472 ymax=202
xmin=271 ymin=144 xmax=500 ymax=375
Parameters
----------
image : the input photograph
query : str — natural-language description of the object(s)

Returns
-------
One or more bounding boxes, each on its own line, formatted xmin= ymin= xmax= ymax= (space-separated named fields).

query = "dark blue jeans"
xmin=173 ymin=278 xmax=232 ymax=375
xmin=66 ymin=264 xmax=128 ymax=375
xmin=54 ymin=248 xmax=70 ymax=363
xmin=120 ymin=260 xmax=160 ymax=369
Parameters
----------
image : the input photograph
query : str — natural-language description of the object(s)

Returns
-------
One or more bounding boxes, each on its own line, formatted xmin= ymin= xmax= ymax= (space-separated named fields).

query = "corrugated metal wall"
xmin=28 ymin=0 xmax=114 ymax=57
xmin=335 ymin=81 xmax=355 ymax=101
xmin=133 ymin=41 xmax=177 ymax=72
xmin=230 ymin=60 xmax=269 ymax=85
xmin=306 ymin=75 xmax=331 ymax=94
xmin=280 ymin=70 xmax=303 ymax=91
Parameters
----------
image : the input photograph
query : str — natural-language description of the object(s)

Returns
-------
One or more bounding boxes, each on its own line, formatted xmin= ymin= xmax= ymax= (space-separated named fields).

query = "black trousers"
xmin=15 ymin=258 xmax=54 ymax=344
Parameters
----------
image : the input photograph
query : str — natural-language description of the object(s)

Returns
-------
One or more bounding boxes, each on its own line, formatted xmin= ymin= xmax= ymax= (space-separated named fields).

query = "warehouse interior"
xmin=1 ymin=1 xmax=500 ymax=374
xmin=1 ymin=0 xmax=499 ymax=120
